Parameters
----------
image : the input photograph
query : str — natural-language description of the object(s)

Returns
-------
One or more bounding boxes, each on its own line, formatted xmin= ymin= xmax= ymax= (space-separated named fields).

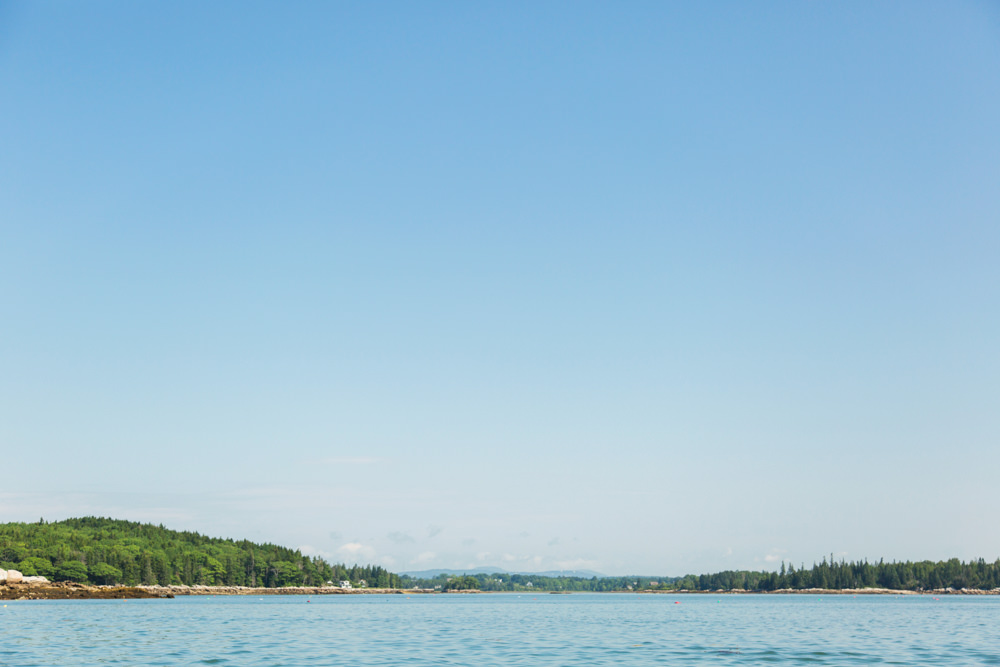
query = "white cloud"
xmin=298 ymin=544 xmax=334 ymax=559
xmin=553 ymin=558 xmax=601 ymax=571
xmin=414 ymin=551 xmax=436 ymax=564
xmin=764 ymin=548 xmax=788 ymax=563
xmin=337 ymin=542 xmax=376 ymax=562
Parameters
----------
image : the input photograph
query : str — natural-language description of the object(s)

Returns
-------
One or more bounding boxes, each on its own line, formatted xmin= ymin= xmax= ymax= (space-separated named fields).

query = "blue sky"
xmin=2 ymin=1 xmax=998 ymax=575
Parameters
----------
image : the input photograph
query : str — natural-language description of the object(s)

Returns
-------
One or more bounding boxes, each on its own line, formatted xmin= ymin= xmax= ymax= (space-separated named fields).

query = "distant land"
xmin=3 ymin=518 xmax=999 ymax=594
xmin=401 ymin=568 xmax=606 ymax=579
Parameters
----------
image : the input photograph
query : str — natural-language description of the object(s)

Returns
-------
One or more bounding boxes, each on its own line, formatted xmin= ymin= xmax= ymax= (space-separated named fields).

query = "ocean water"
xmin=2 ymin=593 xmax=998 ymax=665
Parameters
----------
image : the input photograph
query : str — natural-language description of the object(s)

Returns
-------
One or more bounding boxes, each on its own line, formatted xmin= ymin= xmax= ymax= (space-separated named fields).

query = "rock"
xmin=23 ymin=576 xmax=49 ymax=584
xmin=5 ymin=570 xmax=23 ymax=584
xmin=0 ymin=570 xmax=6 ymax=583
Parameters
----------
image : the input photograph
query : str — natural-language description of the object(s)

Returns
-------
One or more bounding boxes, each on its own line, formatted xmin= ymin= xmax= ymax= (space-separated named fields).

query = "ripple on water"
xmin=2 ymin=595 xmax=1000 ymax=666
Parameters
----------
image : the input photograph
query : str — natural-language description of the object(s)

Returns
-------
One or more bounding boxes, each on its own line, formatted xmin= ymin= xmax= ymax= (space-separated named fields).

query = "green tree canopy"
xmin=0 ymin=517 xmax=400 ymax=589
xmin=55 ymin=560 xmax=89 ymax=582
xmin=17 ymin=556 xmax=53 ymax=577
xmin=89 ymin=562 xmax=123 ymax=585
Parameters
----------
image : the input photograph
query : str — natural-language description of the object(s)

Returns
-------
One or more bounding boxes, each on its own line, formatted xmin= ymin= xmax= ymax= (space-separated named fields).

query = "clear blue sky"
xmin=2 ymin=1 xmax=998 ymax=575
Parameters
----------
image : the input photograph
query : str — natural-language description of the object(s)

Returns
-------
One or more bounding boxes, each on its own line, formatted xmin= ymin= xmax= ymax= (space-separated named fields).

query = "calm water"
xmin=2 ymin=593 xmax=998 ymax=665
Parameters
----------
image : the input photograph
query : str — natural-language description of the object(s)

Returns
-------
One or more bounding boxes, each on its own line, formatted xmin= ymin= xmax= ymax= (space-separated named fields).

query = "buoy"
xmin=675 ymin=601 xmax=680 ymax=604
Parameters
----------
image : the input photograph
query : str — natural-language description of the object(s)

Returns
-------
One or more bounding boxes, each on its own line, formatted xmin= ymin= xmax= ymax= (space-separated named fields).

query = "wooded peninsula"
xmin=2 ymin=518 xmax=998 ymax=593
xmin=0 ymin=517 xmax=398 ymax=588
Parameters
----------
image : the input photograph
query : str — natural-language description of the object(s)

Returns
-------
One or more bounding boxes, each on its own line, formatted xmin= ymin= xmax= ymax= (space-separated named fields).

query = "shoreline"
xmin=0 ymin=582 xmax=444 ymax=600
xmin=4 ymin=582 xmax=999 ymax=600
xmin=1 ymin=582 xmax=172 ymax=600
xmin=642 ymin=587 xmax=1000 ymax=595
xmin=137 ymin=585 xmax=440 ymax=596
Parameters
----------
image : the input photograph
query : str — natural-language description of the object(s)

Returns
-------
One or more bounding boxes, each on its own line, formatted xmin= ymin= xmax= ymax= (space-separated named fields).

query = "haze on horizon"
xmin=1 ymin=1 xmax=998 ymax=577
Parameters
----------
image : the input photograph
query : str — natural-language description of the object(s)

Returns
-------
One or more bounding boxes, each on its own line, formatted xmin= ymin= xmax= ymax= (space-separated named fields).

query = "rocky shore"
xmin=0 ymin=581 xmax=441 ymax=600
xmin=136 ymin=585 xmax=435 ymax=596
xmin=4 ymin=580 xmax=997 ymax=600
xmin=1 ymin=581 xmax=172 ymax=600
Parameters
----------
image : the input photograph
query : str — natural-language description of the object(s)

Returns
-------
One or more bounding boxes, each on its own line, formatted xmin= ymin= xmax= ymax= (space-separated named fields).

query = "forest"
xmin=664 ymin=555 xmax=1000 ymax=592
xmin=0 ymin=517 xmax=399 ymax=588
xmin=402 ymin=555 xmax=1000 ymax=592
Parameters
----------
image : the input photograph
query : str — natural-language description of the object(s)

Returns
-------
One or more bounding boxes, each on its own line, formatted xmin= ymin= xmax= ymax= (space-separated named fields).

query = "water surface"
xmin=2 ymin=593 xmax=997 ymax=665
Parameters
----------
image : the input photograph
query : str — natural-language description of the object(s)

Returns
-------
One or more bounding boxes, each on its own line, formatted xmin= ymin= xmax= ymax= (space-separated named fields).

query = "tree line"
xmin=400 ymin=572 xmax=682 ymax=591
xmin=401 ymin=556 xmax=1000 ymax=592
xmin=0 ymin=517 xmax=399 ymax=588
xmin=666 ymin=555 xmax=1000 ymax=592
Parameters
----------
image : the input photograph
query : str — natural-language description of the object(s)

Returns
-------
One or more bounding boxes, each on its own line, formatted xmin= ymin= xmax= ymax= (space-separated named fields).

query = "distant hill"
xmin=528 ymin=569 xmax=606 ymax=578
xmin=401 ymin=567 xmax=606 ymax=579
xmin=0 ymin=517 xmax=397 ymax=588
xmin=401 ymin=567 xmax=503 ymax=578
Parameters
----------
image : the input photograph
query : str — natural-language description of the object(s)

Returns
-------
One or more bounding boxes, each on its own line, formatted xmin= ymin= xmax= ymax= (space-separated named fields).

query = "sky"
xmin=1 ymin=1 xmax=998 ymax=576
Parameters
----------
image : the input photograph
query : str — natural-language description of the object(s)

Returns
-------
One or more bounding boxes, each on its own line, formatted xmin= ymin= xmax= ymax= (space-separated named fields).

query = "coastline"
xmin=643 ymin=587 xmax=1000 ymax=595
xmin=0 ymin=582 xmax=444 ymax=600
xmin=1 ymin=582 xmax=172 ymax=600
xmin=136 ymin=585 xmax=440 ymax=596
xmin=4 ymin=581 xmax=999 ymax=600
